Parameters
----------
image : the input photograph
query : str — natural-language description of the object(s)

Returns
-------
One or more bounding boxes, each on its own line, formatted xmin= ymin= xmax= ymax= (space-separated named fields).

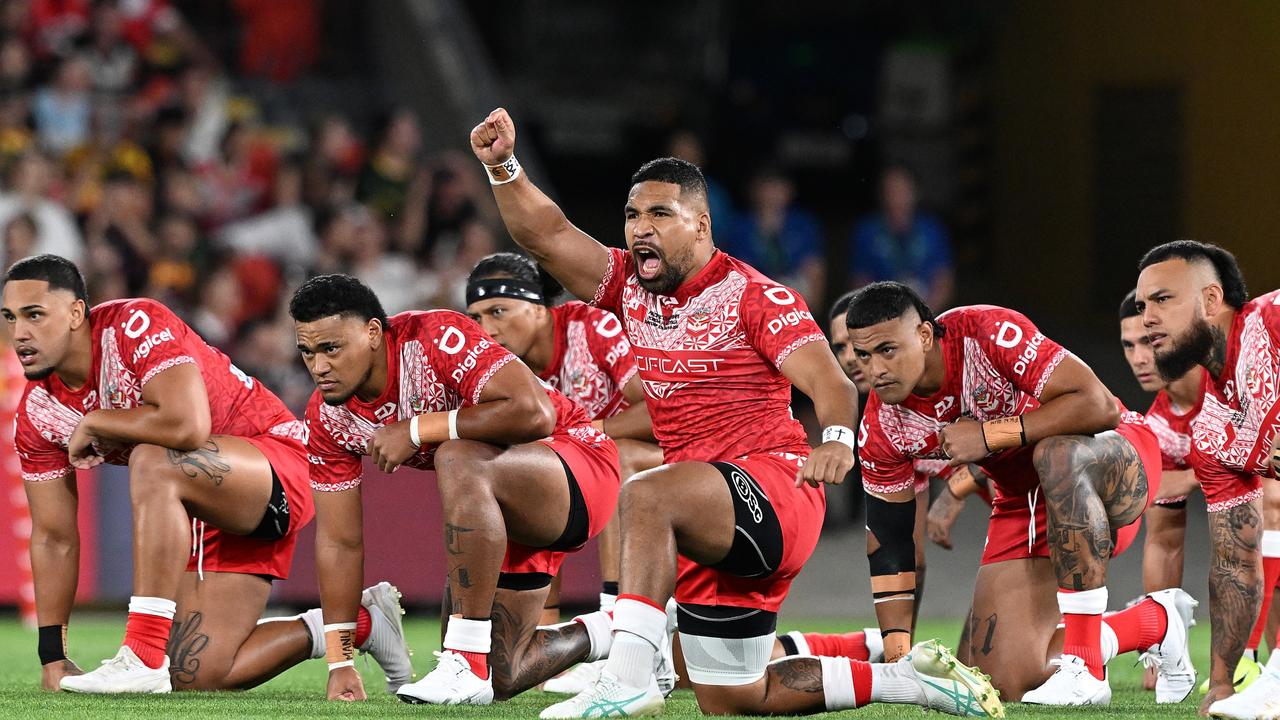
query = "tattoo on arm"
xmin=166 ymin=611 xmax=209 ymax=687
xmin=770 ymin=658 xmax=825 ymax=693
xmin=166 ymin=442 xmax=231 ymax=486
xmin=1208 ymin=501 xmax=1262 ymax=679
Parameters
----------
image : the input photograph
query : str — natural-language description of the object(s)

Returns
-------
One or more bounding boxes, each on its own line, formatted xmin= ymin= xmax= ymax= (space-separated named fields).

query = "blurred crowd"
xmin=0 ymin=0 xmax=511 ymax=414
xmin=0 ymin=1 xmax=960 ymax=418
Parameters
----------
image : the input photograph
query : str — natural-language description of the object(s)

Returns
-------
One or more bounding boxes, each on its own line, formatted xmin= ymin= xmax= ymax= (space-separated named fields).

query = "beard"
xmin=23 ymin=365 xmax=54 ymax=381
xmin=1154 ymin=315 xmax=1216 ymax=382
xmin=636 ymin=248 xmax=693 ymax=296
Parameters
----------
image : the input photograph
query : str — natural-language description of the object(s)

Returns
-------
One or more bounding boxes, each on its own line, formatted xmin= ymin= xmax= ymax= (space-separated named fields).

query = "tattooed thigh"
xmin=166 ymin=441 xmax=232 ymax=487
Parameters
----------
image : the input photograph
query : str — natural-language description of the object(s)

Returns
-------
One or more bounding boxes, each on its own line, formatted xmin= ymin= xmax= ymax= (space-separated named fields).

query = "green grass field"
xmin=0 ymin=615 xmax=1227 ymax=719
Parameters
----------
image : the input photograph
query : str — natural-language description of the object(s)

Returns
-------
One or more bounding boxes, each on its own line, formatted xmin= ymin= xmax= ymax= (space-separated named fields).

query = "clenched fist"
xmin=470 ymin=108 xmax=516 ymax=166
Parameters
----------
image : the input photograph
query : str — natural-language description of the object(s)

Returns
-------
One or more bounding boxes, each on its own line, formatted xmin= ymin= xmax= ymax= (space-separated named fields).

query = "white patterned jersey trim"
xmin=591 ymin=249 xmax=619 ymax=308
xmin=1206 ymin=486 xmax=1264 ymax=513
xmin=140 ymin=355 xmax=197 ymax=387
xmin=1192 ymin=309 xmax=1280 ymax=475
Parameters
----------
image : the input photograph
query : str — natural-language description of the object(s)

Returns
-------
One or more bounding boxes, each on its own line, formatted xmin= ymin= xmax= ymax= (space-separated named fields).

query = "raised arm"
xmin=26 ymin=472 xmax=84 ymax=689
xmin=470 ymin=108 xmax=611 ymax=301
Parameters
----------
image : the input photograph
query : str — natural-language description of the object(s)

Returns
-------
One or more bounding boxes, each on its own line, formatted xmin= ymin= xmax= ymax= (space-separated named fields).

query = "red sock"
xmin=804 ymin=631 xmax=869 ymax=660
xmin=1063 ymin=612 xmax=1105 ymax=680
xmin=457 ymin=650 xmax=489 ymax=680
xmin=1105 ymin=598 xmax=1168 ymax=654
xmin=850 ymin=659 xmax=873 ymax=707
xmin=124 ymin=612 xmax=172 ymax=669
xmin=1248 ymin=556 xmax=1280 ymax=650
xmin=355 ymin=606 xmax=372 ymax=648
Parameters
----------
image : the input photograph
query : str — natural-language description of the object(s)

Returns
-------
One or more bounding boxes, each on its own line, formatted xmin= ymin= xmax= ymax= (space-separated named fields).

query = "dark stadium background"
xmin=0 ymin=0 xmax=1273 ymax=621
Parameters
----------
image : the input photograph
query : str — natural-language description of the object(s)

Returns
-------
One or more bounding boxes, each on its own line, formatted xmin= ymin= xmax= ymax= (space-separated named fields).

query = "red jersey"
xmin=1189 ymin=291 xmax=1280 ymax=503
xmin=1145 ymin=369 xmax=1212 ymax=472
xmin=591 ymin=248 xmax=826 ymax=463
xmin=539 ymin=301 xmax=636 ymax=421
xmin=858 ymin=305 xmax=1146 ymax=496
xmin=16 ymin=298 xmax=306 ymax=481
xmin=306 ymin=310 xmax=597 ymax=491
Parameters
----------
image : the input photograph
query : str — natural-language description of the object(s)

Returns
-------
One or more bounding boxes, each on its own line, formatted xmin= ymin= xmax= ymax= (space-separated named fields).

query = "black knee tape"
xmin=777 ymin=633 xmax=800 ymax=656
xmin=248 ymin=468 xmax=290 ymax=540
xmin=710 ymin=462 xmax=783 ymax=579
xmin=497 ymin=572 xmax=554 ymax=591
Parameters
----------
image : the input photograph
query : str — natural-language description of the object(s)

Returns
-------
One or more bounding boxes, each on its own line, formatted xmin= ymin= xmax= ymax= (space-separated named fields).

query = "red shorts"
xmin=674 ymin=453 xmax=826 ymax=613
xmin=501 ymin=428 xmax=621 ymax=576
xmin=185 ymin=434 xmax=314 ymax=580
xmin=980 ymin=421 xmax=1161 ymax=565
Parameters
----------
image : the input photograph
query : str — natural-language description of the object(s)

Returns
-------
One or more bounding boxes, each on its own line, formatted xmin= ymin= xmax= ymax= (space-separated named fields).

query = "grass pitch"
xmin=0 ymin=614 xmax=1226 ymax=719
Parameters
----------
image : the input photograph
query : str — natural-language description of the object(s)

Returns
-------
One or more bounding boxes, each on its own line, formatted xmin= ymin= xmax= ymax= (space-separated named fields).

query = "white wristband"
xmin=409 ymin=414 xmax=422 ymax=448
xmin=448 ymin=409 xmax=460 ymax=440
xmin=821 ymin=425 xmax=856 ymax=450
xmin=485 ymin=156 xmax=522 ymax=185
xmin=322 ymin=622 xmax=357 ymax=632
xmin=327 ymin=660 xmax=355 ymax=671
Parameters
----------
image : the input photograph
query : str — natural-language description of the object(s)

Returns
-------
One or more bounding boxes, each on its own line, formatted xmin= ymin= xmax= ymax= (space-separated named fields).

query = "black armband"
xmin=865 ymin=493 xmax=917 ymax=577
xmin=38 ymin=624 xmax=67 ymax=664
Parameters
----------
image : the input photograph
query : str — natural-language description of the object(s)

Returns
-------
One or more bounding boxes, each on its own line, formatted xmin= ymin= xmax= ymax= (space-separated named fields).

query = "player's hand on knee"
xmin=41 ymin=658 xmax=82 ymax=691
xmin=938 ymin=417 xmax=988 ymax=466
xmin=795 ymin=442 xmax=854 ymax=488
xmin=369 ymin=419 xmax=418 ymax=473
xmin=66 ymin=419 xmax=104 ymax=470
xmin=470 ymin=108 xmax=516 ymax=165
xmin=326 ymin=665 xmax=367 ymax=701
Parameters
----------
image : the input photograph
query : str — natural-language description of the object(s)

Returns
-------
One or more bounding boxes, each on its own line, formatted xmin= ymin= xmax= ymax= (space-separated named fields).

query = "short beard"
xmin=635 ymin=251 xmax=692 ymax=296
xmin=1155 ymin=315 xmax=1215 ymax=382
xmin=23 ymin=366 xmax=54 ymax=381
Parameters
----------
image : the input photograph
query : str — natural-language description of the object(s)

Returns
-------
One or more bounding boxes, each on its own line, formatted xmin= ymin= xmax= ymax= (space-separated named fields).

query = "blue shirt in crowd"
xmin=849 ymin=213 xmax=953 ymax=292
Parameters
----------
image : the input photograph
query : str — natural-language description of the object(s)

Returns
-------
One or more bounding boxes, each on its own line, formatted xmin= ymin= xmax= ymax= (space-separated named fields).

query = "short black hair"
xmin=1138 ymin=240 xmax=1248 ymax=309
xmin=4 ymin=254 xmax=89 ymax=314
xmin=829 ymin=290 xmax=857 ymax=323
xmin=468 ymin=252 xmax=562 ymax=303
xmin=288 ymin=274 xmax=388 ymax=328
xmin=631 ymin=157 xmax=708 ymax=206
xmin=1118 ymin=289 xmax=1139 ymax=321
xmin=845 ymin=281 xmax=945 ymax=337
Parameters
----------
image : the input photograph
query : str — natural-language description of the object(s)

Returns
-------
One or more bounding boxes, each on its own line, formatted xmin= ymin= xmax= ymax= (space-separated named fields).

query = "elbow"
xmin=1090 ymin=389 xmax=1121 ymax=431
xmin=172 ymin=412 xmax=212 ymax=451
xmin=514 ymin=394 xmax=557 ymax=441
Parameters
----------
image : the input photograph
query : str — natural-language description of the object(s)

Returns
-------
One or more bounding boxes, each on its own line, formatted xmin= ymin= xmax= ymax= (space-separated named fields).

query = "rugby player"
xmin=1133 ymin=241 xmax=1280 ymax=718
xmin=848 ymin=281 xmax=1195 ymax=706
xmin=465 ymin=252 xmax=663 ymax=693
xmin=3 ymin=254 xmax=409 ymax=694
xmin=290 ymin=274 xmax=621 ymax=704
xmin=472 ymin=106 xmax=1004 ymax=718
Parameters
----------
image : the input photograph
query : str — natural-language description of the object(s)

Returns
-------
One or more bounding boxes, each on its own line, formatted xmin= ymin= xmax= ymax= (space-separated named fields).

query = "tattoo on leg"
xmin=1035 ymin=436 xmax=1129 ymax=590
xmin=456 ymin=568 xmax=472 ymax=589
xmin=1208 ymin=502 xmax=1263 ymax=673
xmin=978 ymin=613 xmax=997 ymax=656
xmin=488 ymin=595 xmax=589 ymax=699
xmin=445 ymin=524 xmax=473 ymax=555
xmin=166 ymin=442 xmax=231 ymax=487
xmin=166 ymin=611 xmax=209 ymax=686
xmin=771 ymin=658 xmax=824 ymax=693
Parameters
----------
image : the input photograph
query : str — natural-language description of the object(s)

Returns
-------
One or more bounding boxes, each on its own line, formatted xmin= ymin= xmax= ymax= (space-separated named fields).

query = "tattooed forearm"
xmin=166 ymin=442 xmax=231 ymax=486
xmin=768 ymin=658 xmax=824 ymax=694
xmin=1207 ymin=500 xmax=1262 ymax=682
xmin=488 ymin=598 xmax=589 ymax=699
xmin=166 ymin=611 xmax=209 ymax=687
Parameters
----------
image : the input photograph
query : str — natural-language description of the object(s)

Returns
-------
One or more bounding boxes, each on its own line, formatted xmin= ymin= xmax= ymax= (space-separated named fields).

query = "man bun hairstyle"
xmin=1138 ymin=240 xmax=1248 ymax=310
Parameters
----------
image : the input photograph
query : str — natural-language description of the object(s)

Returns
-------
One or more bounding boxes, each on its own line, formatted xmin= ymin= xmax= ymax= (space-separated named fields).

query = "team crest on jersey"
xmin=685 ymin=310 xmax=712 ymax=337
xmin=971 ymin=384 xmax=991 ymax=410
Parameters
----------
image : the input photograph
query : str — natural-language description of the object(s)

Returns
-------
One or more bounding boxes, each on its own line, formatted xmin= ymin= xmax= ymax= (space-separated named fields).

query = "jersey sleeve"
xmin=590 ymin=247 xmax=630 ymax=315
xmin=738 ymin=281 xmax=827 ymax=370
xmin=111 ymin=299 xmax=200 ymax=388
xmin=304 ymin=394 xmax=365 ymax=492
xmin=1190 ymin=441 xmax=1263 ymax=512
xmin=971 ymin=306 xmax=1069 ymax=399
xmin=424 ymin=311 xmax=519 ymax=405
xmin=857 ymin=410 xmax=917 ymax=495
xmin=14 ymin=395 xmax=74 ymax=482
xmin=586 ymin=308 xmax=638 ymax=389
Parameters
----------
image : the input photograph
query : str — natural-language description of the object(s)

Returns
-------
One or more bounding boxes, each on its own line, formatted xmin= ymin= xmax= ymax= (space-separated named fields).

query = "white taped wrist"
xmin=822 ymin=425 xmax=856 ymax=450
xmin=448 ymin=409 xmax=460 ymax=440
xmin=485 ymin=156 xmax=522 ymax=185
xmin=409 ymin=414 xmax=421 ymax=447
xmin=328 ymin=660 xmax=355 ymax=671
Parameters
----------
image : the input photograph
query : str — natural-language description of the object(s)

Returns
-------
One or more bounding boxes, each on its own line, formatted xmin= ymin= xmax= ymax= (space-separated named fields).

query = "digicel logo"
xmin=132 ymin=329 xmax=175 ymax=363
xmin=767 ymin=309 xmax=814 ymax=335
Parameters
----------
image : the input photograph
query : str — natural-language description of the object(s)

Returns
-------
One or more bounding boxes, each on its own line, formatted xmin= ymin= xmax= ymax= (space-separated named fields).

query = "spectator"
xmin=2 ymin=211 xmax=36 ymax=262
xmin=144 ymin=211 xmax=199 ymax=303
xmin=218 ymin=161 xmax=317 ymax=273
xmin=356 ymin=107 xmax=420 ymax=221
xmin=179 ymin=64 xmax=230 ymax=165
xmin=85 ymin=172 xmax=155 ymax=293
xmin=667 ymin=129 xmax=735 ymax=232
xmin=25 ymin=0 xmax=90 ymax=60
xmin=722 ymin=166 xmax=825 ymax=305
xmin=232 ymin=316 xmax=312 ymax=415
xmin=849 ymin=165 xmax=955 ymax=309
xmin=32 ymin=53 xmax=92 ymax=155
xmin=419 ymin=219 xmax=498 ymax=309
xmin=0 ymin=33 xmax=33 ymax=95
xmin=0 ymin=151 xmax=82 ymax=265
xmin=85 ymin=3 xmax=138 ymax=114
xmin=232 ymin=0 xmax=319 ymax=84
xmin=189 ymin=264 xmax=240 ymax=351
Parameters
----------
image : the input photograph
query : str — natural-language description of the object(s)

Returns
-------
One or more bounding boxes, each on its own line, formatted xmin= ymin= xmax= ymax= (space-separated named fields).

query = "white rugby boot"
xmin=1139 ymin=588 xmax=1198 ymax=703
xmin=1020 ymin=654 xmax=1111 ymax=706
xmin=60 ymin=646 xmax=171 ymax=694
xmin=360 ymin=581 xmax=414 ymax=693
xmin=396 ymin=650 xmax=494 ymax=705
xmin=540 ymin=671 xmax=664 ymax=719
xmin=542 ymin=660 xmax=604 ymax=694
xmin=905 ymin=639 xmax=1005 ymax=717
xmin=1208 ymin=662 xmax=1280 ymax=719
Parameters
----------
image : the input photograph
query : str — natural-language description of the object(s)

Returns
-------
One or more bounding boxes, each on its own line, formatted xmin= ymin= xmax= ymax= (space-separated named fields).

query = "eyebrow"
xmin=1139 ymin=288 xmax=1171 ymax=301
xmin=624 ymin=203 xmax=675 ymax=214
xmin=874 ymin=341 xmax=896 ymax=352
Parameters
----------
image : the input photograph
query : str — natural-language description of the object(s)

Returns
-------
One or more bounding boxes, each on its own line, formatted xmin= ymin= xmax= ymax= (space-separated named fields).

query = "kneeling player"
xmin=4 ymin=255 xmax=409 ymax=694
xmin=290 ymin=274 xmax=620 ymax=704
xmin=848 ymin=281 xmax=1194 ymax=705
